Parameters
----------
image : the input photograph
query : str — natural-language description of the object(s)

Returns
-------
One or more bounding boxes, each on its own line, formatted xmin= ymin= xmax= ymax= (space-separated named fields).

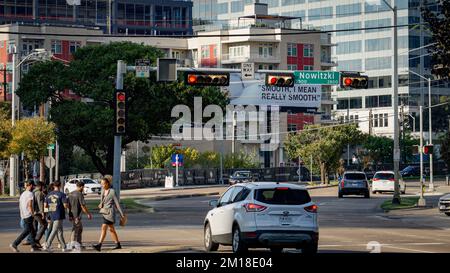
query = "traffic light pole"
xmin=428 ymin=78 xmax=434 ymax=191
xmin=113 ymin=60 xmax=126 ymax=200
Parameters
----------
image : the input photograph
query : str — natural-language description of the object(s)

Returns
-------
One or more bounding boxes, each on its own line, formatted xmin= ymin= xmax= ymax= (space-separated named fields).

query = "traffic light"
xmin=265 ymin=73 xmax=295 ymax=87
xmin=423 ymin=144 xmax=434 ymax=155
xmin=115 ymin=91 xmax=126 ymax=135
xmin=340 ymin=72 xmax=369 ymax=89
xmin=184 ymin=72 xmax=230 ymax=86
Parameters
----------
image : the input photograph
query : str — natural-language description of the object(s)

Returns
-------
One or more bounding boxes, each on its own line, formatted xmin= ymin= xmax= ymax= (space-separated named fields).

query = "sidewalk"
xmin=0 ymin=182 xmax=338 ymax=203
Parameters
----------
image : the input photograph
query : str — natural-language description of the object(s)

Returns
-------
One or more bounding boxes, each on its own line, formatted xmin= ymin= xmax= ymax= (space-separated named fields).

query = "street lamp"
xmin=405 ymin=69 xmax=433 ymax=192
xmin=9 ymin=48 xmax=52 ymax=196
xmin=378 ymin=0 xmax=401 ymax=204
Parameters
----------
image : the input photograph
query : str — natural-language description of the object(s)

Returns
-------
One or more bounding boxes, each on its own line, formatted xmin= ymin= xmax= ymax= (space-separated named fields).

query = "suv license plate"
xmin=279 ymin=216 xmax=293 ymax=225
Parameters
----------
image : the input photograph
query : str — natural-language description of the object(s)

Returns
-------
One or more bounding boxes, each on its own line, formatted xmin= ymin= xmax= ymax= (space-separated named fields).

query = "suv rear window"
xmin=254 ymin=188 xmax=311 ymax=205
xmin=344 ymin=173 xmax=366 ymax=180
xmin=374 ymin=173 xmax=394 ymax=180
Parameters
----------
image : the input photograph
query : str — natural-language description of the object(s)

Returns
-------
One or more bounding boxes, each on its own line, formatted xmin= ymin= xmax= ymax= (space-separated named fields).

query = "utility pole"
xmin=1 ymin=64 xmax=7 ymax=101
xmin=428 ymin=78 xmax=434 ymax=191
xmin=347 ymin=96 xmax=350 ymax=167
xmin=9 ymin=46 xmax=17 ymax=196
xmin=418 ymin=105 xmax=426 ymax=206
xmin=369 ymin=109 xmax=373 ymax=136
xmin=55 ymin=140 xmax=59 ymax=182
xmin=298 ymin=155 xmax=302 ymax=183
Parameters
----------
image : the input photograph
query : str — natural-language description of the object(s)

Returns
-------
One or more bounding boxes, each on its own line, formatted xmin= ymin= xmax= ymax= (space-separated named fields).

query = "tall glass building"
xmin=0 ymin=0 xmax=193 ymax=35
xmin=194 ymin=0 xmax=448 ymax=137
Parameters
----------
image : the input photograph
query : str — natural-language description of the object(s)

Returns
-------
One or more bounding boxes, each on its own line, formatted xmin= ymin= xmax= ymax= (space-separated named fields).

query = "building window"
xmin=51 ymin=40 xmax=62 ymax=54
xmin=336 ymin=22 xmax=361 ymax=36
xmin=336 ymin=3 xmax=361 ymax=18
xmin=303 ymin=65 xmax=313 ymax=70
xmin=373 ymin=114 xmax=379 ymax=127
xmin=365 ymin=38 xmax=391 ymax=52
xmin=303 ymin=44 xmax=313 ymax=57
xmin=379 ymin=95 xmax=392 ymax=107
xmin=287 ymin=43 xmax=297 ymax=57
xmin=287 ymin=64 xmax=298 ymax=70
xmin=337 ymin=59 xmax=362 ymax=71
xmin=69 ymin=41 xmax=81 ymax=54
xmin=231 ymin=1 xmax=244 ymax=13
xmin=201 ymin=45 xmax=210 ymax=58
xmin=365 ymin=18 xmax=391 ymax=33
xmin=350 ymin=97 xmax=362 ymax=109
xmin=365 ymin=57 xmax=392 ymax=70
xmin=384 ymin=113 xmax=388 ymax=127
xmin=259 ymin=44 xmax=273 ymax=57
xmin=336 ymin=41 xmax=362 ymax=55
xmin=308 ymin=7 xmax=333 ymax=21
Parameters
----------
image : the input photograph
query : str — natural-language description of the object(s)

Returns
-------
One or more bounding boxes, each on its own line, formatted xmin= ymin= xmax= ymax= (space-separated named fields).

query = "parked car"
xmin=229 ymin=171 xmax=254 ymax=185
xmin=338 ymin=171 xmax=370 ymax=198
xmin=64 ymin=178 xmax=102 ymax=195
xmin=204 ymin=182 xmax=319 ymax=253
xmin=400 ymin=165 xmax=420 ymax=177
xmin=438 ymin=194 xmax=450 ymax=216
xmin=371 ymin=171 xmax=406 ymax=194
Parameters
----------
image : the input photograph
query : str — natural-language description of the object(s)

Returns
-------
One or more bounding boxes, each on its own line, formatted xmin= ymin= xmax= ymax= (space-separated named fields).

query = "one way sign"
xmin=241 ymin=63 xmax=254 ymax=80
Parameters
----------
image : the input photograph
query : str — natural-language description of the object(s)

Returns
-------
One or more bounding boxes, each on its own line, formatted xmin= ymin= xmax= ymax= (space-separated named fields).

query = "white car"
xmin=64 ymin=178 xmax=102 ymax=195
xmin=371 ymin=171 xmax=406 ymax=194
xmin=203 ymin=182 xmax=319 ymax=253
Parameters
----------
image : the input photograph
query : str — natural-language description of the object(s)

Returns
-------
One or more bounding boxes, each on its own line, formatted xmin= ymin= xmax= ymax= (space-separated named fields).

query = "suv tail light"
xmin=389 ymin=178 xmax=395 ymax=181
xmin=244 ymin=203 xmax=267 ymax=212
xmin=372 ymin=178 xmax=379 ymax=181
xmin=304 ymin=204 xmax=318 ymax=213
xmin=341 ymin=180 xmax=345 ymax=188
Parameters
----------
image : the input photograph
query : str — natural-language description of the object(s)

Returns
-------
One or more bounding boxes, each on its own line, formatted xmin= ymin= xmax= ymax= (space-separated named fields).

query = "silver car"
xmin=439 ymin=194 xmax=450 ymax=216
xmin=338 ymin=171 xmax=370 ymax=198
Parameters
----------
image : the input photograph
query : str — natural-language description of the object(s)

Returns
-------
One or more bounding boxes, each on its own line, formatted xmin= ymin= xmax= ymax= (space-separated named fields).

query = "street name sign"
xmin=135 ymin=59 xmax=150 ymax=78
xmin=241 ymin=63 xmax=255 ymax=80
xmin=294 ymin=71 xmax=340 ymax=85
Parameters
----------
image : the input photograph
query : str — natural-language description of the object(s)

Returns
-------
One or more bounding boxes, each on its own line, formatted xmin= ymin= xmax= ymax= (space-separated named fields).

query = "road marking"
xmin=381 ymin=245 xmax=433 ymax=253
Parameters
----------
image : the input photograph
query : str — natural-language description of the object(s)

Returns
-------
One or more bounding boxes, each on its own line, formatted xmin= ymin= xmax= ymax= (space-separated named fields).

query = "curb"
xmin=136 ymin=192 xmax=221 ymax=203
xmin=307 ymin=184 xmax=338 ymax=190
xmin=107 ymin=245 xmax=194 ymax=253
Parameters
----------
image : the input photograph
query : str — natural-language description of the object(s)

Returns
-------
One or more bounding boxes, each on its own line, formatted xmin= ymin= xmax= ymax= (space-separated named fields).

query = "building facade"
xmin=0 ymin=0 xmax=193 ymax=35
xmin=201 ymin=0 xmax=449 ymax=139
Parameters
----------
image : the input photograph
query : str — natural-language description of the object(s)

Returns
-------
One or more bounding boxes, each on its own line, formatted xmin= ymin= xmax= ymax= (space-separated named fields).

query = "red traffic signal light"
xmin=185 ymin=72 xmax=230 ymax=86
xmin=265 ymin=73 xmax=294 ymax=87
xmin=340 ymin=73 xmax=369 ymax=89
xmin=115 ymin=91 xmax=126 ymax=135
xmin=423 ymin=144 xmax=433 ymax=155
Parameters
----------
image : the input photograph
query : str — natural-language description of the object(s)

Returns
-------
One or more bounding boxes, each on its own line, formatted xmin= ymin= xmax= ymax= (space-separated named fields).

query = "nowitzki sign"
xmin=227 ymin=73 xmax=321 ymax=108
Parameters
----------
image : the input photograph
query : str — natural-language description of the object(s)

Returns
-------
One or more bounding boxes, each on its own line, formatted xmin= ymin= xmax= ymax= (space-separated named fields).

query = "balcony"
xmin=222 ymin=54 xmax=281 ymax=64
xmin=321 ymin=56 xmax=338 ymax=67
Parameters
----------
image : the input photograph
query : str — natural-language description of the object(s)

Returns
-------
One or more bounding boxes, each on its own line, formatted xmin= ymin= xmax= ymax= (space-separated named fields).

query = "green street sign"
xmin=294 ymin=71 xmax=340 ymax=85
xmin=47 ymin=144 xmax=55 ymax=150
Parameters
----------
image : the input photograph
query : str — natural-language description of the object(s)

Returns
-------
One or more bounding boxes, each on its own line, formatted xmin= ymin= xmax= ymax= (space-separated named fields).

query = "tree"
xmin=440 ymin=133 xmax=450 ymax=171
xmin=285 ymin=124 xmax=364 ymax=184
xmin=17 ymin=42 xmax=228 ymax=175
xmin=0 ymin=103 xmax=12 ymax=159
xmin=8 ymin=117 xmax=55 ymax=180
xmin=422 ymin=1 xmax=450 ymax=79
xmin=361 ymin=135 xmax=393 ymax=165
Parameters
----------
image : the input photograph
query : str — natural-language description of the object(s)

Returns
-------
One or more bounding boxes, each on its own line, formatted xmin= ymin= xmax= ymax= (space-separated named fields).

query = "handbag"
xmin=119 ymin=214 xmax=128 ymax=226
xmin=99 ymin=207 xmax=111 ymax=215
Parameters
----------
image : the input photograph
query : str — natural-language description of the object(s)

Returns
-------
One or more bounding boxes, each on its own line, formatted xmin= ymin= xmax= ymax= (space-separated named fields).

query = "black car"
xmin=229 ymin=171 xmax=254 ymax=185
xmin=400 ymin=166 xmax=420 ymax=177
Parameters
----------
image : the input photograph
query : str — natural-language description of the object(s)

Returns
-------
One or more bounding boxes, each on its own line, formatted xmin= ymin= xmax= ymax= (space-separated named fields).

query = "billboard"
xmin=225 ymin=73 xmax=321 ymax=109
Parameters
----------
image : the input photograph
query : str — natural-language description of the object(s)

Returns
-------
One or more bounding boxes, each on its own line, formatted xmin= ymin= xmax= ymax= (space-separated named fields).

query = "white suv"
xmin=203 ymin=182 xmax=319 ymax=253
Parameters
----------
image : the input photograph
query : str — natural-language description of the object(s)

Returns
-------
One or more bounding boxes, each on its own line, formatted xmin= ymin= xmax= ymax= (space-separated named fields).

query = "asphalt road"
xmin=1 ymin=182 xmax=450 ymax=253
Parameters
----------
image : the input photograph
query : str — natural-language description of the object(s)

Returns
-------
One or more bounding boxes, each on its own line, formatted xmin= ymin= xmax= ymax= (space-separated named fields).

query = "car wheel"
xmin=364 ymin=192 xmax=370 ymax=199
xmin=445 ymin=212 xmax=450 ymax=217
xmin=302 ymin=242 xmax=318 ymax=254
xmin=338 ymin=191 xmax=343 ymax=198
xmin=372 ymin=191 xmax=377 ymax=194
xmin=204 ymin=223 xmax=219 ymax=252
xmin=232 ymin=225 xmax=247 ymax=254
xmin=270 ymin=247 xmax=283 ymax=253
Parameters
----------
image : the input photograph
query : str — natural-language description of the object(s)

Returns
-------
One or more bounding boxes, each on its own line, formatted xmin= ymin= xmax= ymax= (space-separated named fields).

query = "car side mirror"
xmin=209 ymin=200 xmax=218 ymax=207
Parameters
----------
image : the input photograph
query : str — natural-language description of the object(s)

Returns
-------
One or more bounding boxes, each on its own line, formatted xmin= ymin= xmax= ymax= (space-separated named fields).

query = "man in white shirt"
xmin=10 ymin=181 xmax=40 ymax=252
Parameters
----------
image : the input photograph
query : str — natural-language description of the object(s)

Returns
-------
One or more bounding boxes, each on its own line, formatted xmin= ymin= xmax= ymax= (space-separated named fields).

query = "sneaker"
xmin=22 ymin=241 xmax=31 ymax=246
xmin=57 ymin=243 xmax=61 ymax=249
xmin=9 ymin=244 xmax=19 ymax=253
xmin=35 ymin=243 xmax=42 ymax=249
xmin=30 ymin=247 xmax=41 ymax=252
xmin=42 ymin=243 xmax=49 ymax=251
